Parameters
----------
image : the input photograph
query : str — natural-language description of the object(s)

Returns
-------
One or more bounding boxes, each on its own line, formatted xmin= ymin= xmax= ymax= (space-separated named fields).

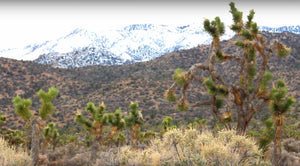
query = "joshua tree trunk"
xmin=31 ymin=120 xmax=39 ymax=166
xmin=273 ymin=116 xmax=283 ymax=166
xmin=90 ymin=137 xmax=99 ymax=166
xmin=132 ymin=123 xmax=140 ymax=149
xmin=42 ymin=139 xmax=50 ymax=154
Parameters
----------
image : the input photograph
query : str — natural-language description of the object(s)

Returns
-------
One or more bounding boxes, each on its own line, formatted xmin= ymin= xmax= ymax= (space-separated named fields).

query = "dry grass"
xmin=0 ymin=137 xmax=32 ymax=166
xmin=111 ymin=129 xmax=271 ymax=166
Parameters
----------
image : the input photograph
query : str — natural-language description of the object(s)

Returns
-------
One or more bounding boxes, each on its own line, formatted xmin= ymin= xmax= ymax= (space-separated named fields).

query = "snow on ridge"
xmin=0 ymin=24 xmax=298 ymax=67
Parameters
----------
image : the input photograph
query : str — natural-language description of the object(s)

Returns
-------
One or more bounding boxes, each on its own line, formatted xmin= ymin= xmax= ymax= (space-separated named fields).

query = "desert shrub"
xmin=117 ymin=128 xmax=271 ymax=166
xmin=0 ymin=137 xmax=32 ymax=166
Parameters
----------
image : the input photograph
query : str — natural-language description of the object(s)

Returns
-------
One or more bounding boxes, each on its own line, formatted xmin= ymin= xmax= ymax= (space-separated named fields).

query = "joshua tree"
xmin=0 ymin=111 xmax=6 ymax=129
xmin=12 ymin=87 xmax=59 ymax=166
xmin=165 ymin=2 xmax=291 ymax=135
xmin=75 ymin=102 xmax=108 ymax=164
xmin=42 ymin=122 xmax=59 ymax=153
xmin=99 ymin=109 xmax=126 ymax=144
xmin=125 ymin=102 xmax=143 ymax=149
xmin=75 ymin=102 xmax=126 ymax=163
xmin=162 ymin=116 xmax=173 ymax=131
xmin=269 ymin=79 xmax=295 ymax=166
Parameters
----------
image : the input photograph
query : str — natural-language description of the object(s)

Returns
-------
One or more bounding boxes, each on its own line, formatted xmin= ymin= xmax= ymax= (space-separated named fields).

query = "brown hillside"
xmin=0 ymin=32 xmax=299 ymax=129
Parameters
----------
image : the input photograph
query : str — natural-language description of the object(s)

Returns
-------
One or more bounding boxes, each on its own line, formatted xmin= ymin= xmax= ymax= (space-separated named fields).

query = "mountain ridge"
xmin=0 ymin=24 xmax=299 ymax=68
xmin=0 ymin=31 xmax=299 ymax=129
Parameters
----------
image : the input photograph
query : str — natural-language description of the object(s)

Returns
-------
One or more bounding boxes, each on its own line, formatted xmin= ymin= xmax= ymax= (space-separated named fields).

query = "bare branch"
xmin=192 ymin=101 xmax=211 ymax=107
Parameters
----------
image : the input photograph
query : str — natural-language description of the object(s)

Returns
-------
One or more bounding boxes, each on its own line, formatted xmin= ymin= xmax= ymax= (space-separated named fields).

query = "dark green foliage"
xmin=12 ymin=95 xmax=33 ymax=121
xmin=260 ymin=71 xmax=274 ymax=92
xmin=74 ymin=112 xmax=93 ymax=131
xmin=241 ymin=29 xmax=254 ymax=40
xmin=84 ymin=102 xmax=107 ymax=123
xmin=229 ymin=2 xmax=243 ymax=26
xmin=249 ymin=48 xmax=256 ymax=61
xmin=108 ymin=109 xmax=126 ymax=129
xmin=203 ymin=17 xmax=225 ymax=38
xmin=37 ymin=87 xmax=59 ymax=120
xmin=235 ymin=40 xmax=244 ymax=48
xmin=177 ymin=99 xmax=190 ymax=112
xmin=216 ymin=50 xmax=225 ymax=61
xmin=0 ymin=111 xmax=6 ymax=126
xmin=251 ymin=22 xmax=258 ymax=34
xmin=258 ymin=119 xmax=275 ymax=154
xmin=165 ymin=90 xmax=177 ymax=102
xmin=172 ymin=68 xmax=187 ymax=85
xmin=125 ymin=102 xmax=143 ymax=127
xmin=162 ymin=116 xmax=173 ymax=130
xmin=276 ymin=43 xmax=291 ymax=58
xmin=43 ymin=122 xmax=59 ymax=141
xmin=248 ymin=66 xmax=257 ymax=78
xmin=246 ymin=9 xmax=255 ymax=29
xmin=215 ymin=97 xmax=224 ymax=109
xmin=203 ymin=78 xmax=229 ymax=96
xmin=270 ymin=79 xmax=295 ymax=115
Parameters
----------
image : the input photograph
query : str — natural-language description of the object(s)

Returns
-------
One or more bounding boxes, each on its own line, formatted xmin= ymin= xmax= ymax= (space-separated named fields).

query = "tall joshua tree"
xmin=165 ymin=2 xmax=291 ymax=135
xmin=269 ymin=79 xmax=295 ymax=166
xmin=125 ymin=102 xmax=143 ymax=149
xmin=12 ymin=87 xmax=59 ymax=166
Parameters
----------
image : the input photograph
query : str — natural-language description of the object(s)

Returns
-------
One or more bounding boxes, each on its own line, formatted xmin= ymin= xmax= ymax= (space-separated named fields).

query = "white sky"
xmin=0 ymin=0 xmax=299 ymax=49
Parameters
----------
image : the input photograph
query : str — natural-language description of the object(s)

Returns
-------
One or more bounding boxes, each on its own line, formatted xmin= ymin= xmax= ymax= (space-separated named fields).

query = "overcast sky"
xmin=0 ymin=0 xmax=299 ymax=49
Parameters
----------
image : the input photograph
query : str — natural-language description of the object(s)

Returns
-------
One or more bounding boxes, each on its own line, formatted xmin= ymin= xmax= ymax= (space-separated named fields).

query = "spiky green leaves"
xmin=229 ymin=2 xmax=242 ymax=24
xmin=229 ymin=2 xmax=243 ymax=33
xmin=12 ymin=95 xmax=33 ymax=121
xmin=172 ymin=68 xmax=188 ymax=85
xmin=43 ymin=122 xmax=59 ymax=141
xmin=37 ymin=87 xmax=59 ymax=120
xmin=164 ymin=89 xmax=177 ymax=102
xmin=108 ymin=109 xmax=126 ymax=130
xmin=216 ymin=50 xmax=226 ymax=61
xmin=275 ymin=42 xmax=290 ymax=58
xmin=246 ymin=9 xmax=255 ymax=29
xmin=75 ymin=111 xmax=92 ymax=131
xmin=0 ymin=111 xmax=6 ymax=126
xmin=162 ymin=116 xmax=173 ymax=130
xmin=269 ymin=79 xmax=295 ymax=115
xmin=126 ymin=102 xmax=143 ymax=127
xmin=260 ymin=71 xmax=274 ymax=92
xmin=215 ymin=97 xmax=224 ymax=109
xmin=177 ymin=98 xmax=189 ymax=112
xmin=203 ymin=78 xmax=228 ymax=96
xmin=204 ymin=17 xmax=225 ymax=38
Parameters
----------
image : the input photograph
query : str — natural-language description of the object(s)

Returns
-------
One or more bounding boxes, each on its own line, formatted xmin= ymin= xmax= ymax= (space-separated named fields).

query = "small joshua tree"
xmin=42 ymin=122 xmax=59 ymax=153
xmin=12 ymin=87 xmax=59 ymax=166
xmin=75 ymin=102 xmax=108 ymax=164
xmin=125 ymin=102 xmax=143 ymax=149
xmin=75 ymin=102 xmax=126 ymax=163
xmin=162 ymin=116 xmax=173 ymax=131
xmin=269 ymin=79 xmax=295 ymax=166
xmin=99 ymin=109 xmax=126 ymax=144
xmin=165 ymin=2 xmax=291 ymax=135
xmin=0 ymin=111 xmax=6 ymax=129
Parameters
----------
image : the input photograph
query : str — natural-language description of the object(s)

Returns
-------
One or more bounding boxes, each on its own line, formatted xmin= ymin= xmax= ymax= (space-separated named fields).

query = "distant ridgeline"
xmin=260 ymin=25 xmax=300 ymax=34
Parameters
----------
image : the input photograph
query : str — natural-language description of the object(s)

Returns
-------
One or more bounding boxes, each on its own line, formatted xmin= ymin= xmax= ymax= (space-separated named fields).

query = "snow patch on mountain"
xmin=0 ymin=24 xmax=299 ymax=68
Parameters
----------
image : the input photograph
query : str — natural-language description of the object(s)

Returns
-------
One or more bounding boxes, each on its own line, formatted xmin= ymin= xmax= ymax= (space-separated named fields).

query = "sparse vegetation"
xmin=0 ymin=1 xmax=299 ymax=166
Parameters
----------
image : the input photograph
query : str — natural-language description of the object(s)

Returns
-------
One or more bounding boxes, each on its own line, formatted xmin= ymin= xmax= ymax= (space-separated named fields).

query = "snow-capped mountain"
xmin=0 ymin=24 xmax=299 ymax=68
xmin=260 ymin=25 xmax=300 ymax=34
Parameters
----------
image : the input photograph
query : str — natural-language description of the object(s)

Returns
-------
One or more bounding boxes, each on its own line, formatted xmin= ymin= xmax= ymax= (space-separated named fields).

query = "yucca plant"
xmin=12 ymin=87 xmax=59 ymax=166
xmin=42 ymin=122 xmax=59 ymax=153
xmin=166 ymin=2 xmax=291 ymax=135
xmin=125 ymin=102 xmax=143 ymax=149
xmin=269 ymin=79 xmax=295 ymax=166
